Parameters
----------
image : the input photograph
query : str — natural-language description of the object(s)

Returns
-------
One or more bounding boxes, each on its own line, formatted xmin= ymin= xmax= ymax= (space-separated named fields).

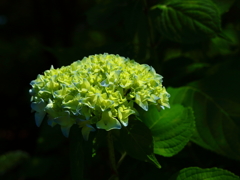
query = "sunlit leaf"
xmin=138 ymin=104 xmax=195 ymax=157
xmin=173 ymin=167 xmax=240 ymax=180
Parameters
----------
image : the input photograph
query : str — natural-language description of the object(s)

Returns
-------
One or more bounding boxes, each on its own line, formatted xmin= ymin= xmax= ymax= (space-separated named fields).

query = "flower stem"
xmin=108 ymin=131 xmax=119 ymax=180
xmin=70 ymin=125 xmax=84 ymax=180
xmin=117 ymin=151 xmax=127 ymax=169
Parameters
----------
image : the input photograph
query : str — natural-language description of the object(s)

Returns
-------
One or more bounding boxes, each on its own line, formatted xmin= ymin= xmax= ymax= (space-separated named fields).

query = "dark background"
xmin=1 ymin=0 xmax=240 ymax=179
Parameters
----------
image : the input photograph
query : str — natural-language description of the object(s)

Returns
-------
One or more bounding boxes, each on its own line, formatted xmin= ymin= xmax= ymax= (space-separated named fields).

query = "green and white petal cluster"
xmin=29 ymin=53 xmax=170 ymax=140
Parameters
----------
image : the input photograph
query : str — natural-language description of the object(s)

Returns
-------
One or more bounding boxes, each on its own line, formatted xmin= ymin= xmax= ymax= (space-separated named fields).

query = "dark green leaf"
xmin=207 ymin=25 xmax=239 ymax=57
xmin=212 ymin=0 xmax=236 ymax=14
xmin=174 ymin=167 xmax=240 ymax=180
xmin=138 ymin=104 xmax=195 ymax=157
xmin=119 ymin=119 xmax=161 ymax=168
xmin=153 ymin=0 xmax=224 ymax=43
xmin=168 ymin=86 xmax=240 ymax=160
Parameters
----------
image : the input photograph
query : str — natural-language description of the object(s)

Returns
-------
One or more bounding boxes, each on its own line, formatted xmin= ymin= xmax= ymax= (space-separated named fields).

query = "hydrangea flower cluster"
xmin=30 ymin=53 xmax=170 ymax=140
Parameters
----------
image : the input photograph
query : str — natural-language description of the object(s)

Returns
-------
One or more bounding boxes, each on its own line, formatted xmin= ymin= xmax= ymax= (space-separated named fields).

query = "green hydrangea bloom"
xmin=30 ymin=53 xmax=170 ymax=140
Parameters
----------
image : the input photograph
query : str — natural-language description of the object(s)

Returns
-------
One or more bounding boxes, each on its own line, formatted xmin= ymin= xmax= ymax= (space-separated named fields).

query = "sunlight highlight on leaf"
xmin=138 ymin=104 xmax=195 ymax=157
xmin=175 ymin=167 xmax=240 ymax=180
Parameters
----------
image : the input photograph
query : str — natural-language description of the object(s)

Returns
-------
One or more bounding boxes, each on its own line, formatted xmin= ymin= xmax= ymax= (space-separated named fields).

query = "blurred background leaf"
xmin=0 ymin=150 xmax=29 ymax=175
xmin=212 ymin=0 xmax=236 ymax=14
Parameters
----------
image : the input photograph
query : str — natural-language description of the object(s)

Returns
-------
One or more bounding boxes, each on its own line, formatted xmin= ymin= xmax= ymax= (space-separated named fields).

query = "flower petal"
xmin=31 ymin=98 xmax=46 ymax=112
xmin=47 ymin=114 xmax=57 ymax=127
xmin=96 ymin=110 xmax=121 ymax=131
xmin=31 ymin=99 xmax=47 ymax=127
xmin=135 ymin=94 xmax=148 ymax=111
xmin=118 ymin=106 xmax=135 ymax=126
xmin=81 ymin=124 xmax=95 ymax=141
xmin=61 ymin=126 xmax=72 ymax=137
xmin=53 ymin=111 xmax=75 ymax=127
xmin=34 ymin=111 xmax=46 ymax=127
xmin=100 ymin=79 xmax=110 ymax=87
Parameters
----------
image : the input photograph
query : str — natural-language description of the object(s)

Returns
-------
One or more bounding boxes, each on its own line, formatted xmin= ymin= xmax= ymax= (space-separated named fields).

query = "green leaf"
xmin=207 ymin=25 xmax=238 ymax=57
xmin=69 ymin=125 xmax=84 ymax=180
xmin=0 ymin=151 xmax=29 ymax=174
xmin=168 ymin=86 xmax=240 ymax=160
xmin=153 ymin=0 xmax=224 ymax=43
xmin=138 ymin=104 xmax=195 ymax=157
xmin=119 ymin=119 xmax=161 ymax=168
xmin=212 ymin=0 xmax=236 ymax=14
xmin=174 ymin=167 xmax=240 ymax=180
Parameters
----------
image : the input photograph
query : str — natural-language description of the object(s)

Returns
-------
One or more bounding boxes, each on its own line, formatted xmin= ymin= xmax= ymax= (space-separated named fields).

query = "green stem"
xmin=117 ymin=152 xmax=127 ymax=169
xmin=70 ymin=125 xmax=84 ymax=180
xmin=108 ymin=152 xmax=127 ymax=180
xmin=108 ymin=131 xmax=119 ymax=180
